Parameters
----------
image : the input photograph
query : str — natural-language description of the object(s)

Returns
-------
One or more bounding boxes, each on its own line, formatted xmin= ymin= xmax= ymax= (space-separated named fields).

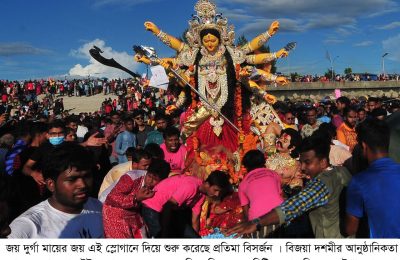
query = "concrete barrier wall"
xmin=267 ymin=81 xmax=400 ymax=100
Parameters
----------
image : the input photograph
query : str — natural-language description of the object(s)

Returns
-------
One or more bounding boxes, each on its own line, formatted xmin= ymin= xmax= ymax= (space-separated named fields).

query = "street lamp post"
xmin=382 ymin=53 xmax=389 ymax=78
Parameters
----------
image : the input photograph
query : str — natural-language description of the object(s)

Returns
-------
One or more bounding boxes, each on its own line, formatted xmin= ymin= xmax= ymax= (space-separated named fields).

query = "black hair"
xmin=280 ymin=128 xmax=302 ymax=158
xmin=205 ymin=170 xmax=232 ymax=197
xmin=242 ymin=150 xmax=266 ymax=172
xmin=200 ymin=28 xmax=221 ymax=40
xmin=336 ymin=96 xmax=351 ymax=107
xmin=144 ymin=143 xmax=165 ymax=160
xmin=132 ymin=109 xmax=145 ymax=118
xmin=123 ymin=116 xmax=134 ymax=124
xmin=343 ymin=106 xmax=358 ymax=117
xmin=163 ymin=126 xmax=180 ymax=139
xmin=30 ymin=122 xmax=48 ymax=138
xmin=147 ymin=159 xmax=171 ymax=180
xmin=131 ymin=148 xmax=151 ymax=163
xmin=48 ymin=120 xmax=65 ymax=133
xmin=368 ymin=97 xmax=380 ymax=103
xmin=42 ymin=142 xmax=95 ymax=181
xmin=65 ymin=127 xmax=75 ymax=136
xmin=299 ymin=135 xmax=330 ymax=161
xmin=356 ymin=119 xmax=390 ymax=153
xmin=154 ymin=112 xmax=169 ymax=122
xmin=110 ymin=111 xmax=119 ymax=117
xmin=306 ymin=106 xmax=317 ymax=114
xmin=65 ymin=115 xmax=79 ymax=125
xmin=314 ymin=123 xmax=337 ymax=141
xmin=370 ymin=108 xmax=387 ymax=119
xmin=126 ymin=147 xmax=135 ymax=158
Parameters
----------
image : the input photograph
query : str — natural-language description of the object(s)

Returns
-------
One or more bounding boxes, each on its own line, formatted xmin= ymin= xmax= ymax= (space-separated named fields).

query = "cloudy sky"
xmin=1 ymin=0 xmax=399 ymax=80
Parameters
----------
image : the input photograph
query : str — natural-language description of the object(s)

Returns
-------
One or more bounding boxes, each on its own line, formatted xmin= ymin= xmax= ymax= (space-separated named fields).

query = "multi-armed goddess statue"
xmin=94 ymin=0 xmax=295 ymax=183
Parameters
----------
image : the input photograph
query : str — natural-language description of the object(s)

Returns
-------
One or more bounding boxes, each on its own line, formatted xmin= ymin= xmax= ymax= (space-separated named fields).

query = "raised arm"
xmin=144 ymin=21 xmax=185 ymax=52
xmin=241 ymin=21 xmax=280 ymax=54
xmin=245 ymin=48 xmax=288 ymax=65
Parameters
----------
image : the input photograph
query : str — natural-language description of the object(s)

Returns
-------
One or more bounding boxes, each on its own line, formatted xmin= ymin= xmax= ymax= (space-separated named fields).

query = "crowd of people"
xmin=2 ymin=0 xmax=400 ymax=241
xmin=291 ymin=73 xmax=400 ymax=83
xmin=0 ymin=82 xmax=399 ymax=239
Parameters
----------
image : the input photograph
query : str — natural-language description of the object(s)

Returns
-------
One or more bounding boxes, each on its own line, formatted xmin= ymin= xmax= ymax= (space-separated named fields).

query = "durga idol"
xmin=136 ymin=0 xmax=289 ymax=161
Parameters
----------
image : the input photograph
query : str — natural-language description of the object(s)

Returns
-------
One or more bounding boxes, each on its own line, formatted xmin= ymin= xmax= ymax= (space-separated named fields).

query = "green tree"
xmin=324 ymin=69 xmax=336 ymax=80
xmin=290 ymin=72 xmax=300 ymax=82
xmin=344 ymin=67 xmax=352 ymax=75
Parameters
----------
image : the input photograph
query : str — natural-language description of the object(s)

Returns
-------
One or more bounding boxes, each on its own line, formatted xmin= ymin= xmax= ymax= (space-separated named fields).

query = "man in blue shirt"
xmin=346 ymin=119 xmax=400 ymax=238
xmin=115 ymin=117 xmax=136 ymax=164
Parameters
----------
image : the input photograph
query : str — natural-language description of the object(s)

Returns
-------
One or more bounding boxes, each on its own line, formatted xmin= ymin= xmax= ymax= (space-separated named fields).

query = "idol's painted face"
xmin=202 ymin=33 xmax=219 ymax=53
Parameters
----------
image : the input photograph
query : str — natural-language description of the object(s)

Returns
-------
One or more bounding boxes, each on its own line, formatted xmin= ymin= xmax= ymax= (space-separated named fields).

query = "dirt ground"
xmin=42 ymin=94 xmax=116 ymax=114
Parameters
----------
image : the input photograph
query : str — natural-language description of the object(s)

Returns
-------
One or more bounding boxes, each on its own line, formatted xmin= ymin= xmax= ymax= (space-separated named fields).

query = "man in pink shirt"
xmin=238 ymin=150 xmax=283 ymax=237
xmin=160 ymin=126 xmax=187 ymax=175
xmin=142 ymin=170 xmax=231 ymax=238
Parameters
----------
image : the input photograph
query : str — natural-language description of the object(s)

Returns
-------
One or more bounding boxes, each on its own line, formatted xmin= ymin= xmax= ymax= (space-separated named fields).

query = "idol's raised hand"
xmin=268 ymin=21 xmax=280 ymax=37
xmin=144 ymin=21 xmax=160 ymax=35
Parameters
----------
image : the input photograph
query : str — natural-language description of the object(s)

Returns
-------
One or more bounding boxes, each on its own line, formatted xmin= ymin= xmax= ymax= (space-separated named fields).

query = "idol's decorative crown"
xmin=186 ymin=0 xmax=235 ymax=47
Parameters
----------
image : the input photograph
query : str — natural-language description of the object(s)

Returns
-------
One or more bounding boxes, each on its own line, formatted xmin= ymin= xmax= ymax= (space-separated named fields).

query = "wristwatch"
xmin=251 ymin=217 xmax=262 ymax=231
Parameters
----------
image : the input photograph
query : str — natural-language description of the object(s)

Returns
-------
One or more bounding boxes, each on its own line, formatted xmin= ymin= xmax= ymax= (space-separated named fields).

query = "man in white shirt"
xmin=8 ymin=142 xmax=104 ymax=238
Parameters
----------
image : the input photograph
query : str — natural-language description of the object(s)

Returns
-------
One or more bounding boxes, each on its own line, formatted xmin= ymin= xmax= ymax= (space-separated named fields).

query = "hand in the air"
xmin=144 ymin=21 xmax=160 ymax=35
xmin=136 ymin=187 xmax=155 ymax=202
xmin=264 ymin=94 xmax=277 ymax=104
xmin=276 ymin=76 xmax=288 ymax=85
xmin=134 ymin=54 xmax=151 ymax=64
xmin=276 ymin=48 xmax=288 ymax=58
xmin=84 ymin=132 xmax=107 ymax=147
xmin=268 ymin=21 xmax=280 ymax=36
xmin=31 ymin=171 xmax=45 ymax=185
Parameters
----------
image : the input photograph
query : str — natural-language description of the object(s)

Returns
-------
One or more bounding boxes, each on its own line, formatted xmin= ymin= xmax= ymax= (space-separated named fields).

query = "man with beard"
xmin=226 ymin=135 xmax=352 ymax=238
xmin=337 ymin=107 xmax=358 ymax=152
xmin=145 ymin=113 xmax=169 ymax=146
xmin=160 ymin=126 xmax=187 ymax=175
xmin=8 ymin=143 xmax=103 ymax=238
xmin=300 ymin=107 xmax=322 ymax=139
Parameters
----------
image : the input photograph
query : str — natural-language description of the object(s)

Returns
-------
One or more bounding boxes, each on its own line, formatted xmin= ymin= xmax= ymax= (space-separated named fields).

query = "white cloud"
xmin=354 ymin=41 xmax=374 ymax=47
xmin=382 ymin=34 xmax=400 ymax=61
xmin=377 ymin=21 xmax=400 ymax=30
xmin=215 ymin=0 xmax=398 ymax=33
xmin=68 ymin=39 xmax=139 ymax=79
